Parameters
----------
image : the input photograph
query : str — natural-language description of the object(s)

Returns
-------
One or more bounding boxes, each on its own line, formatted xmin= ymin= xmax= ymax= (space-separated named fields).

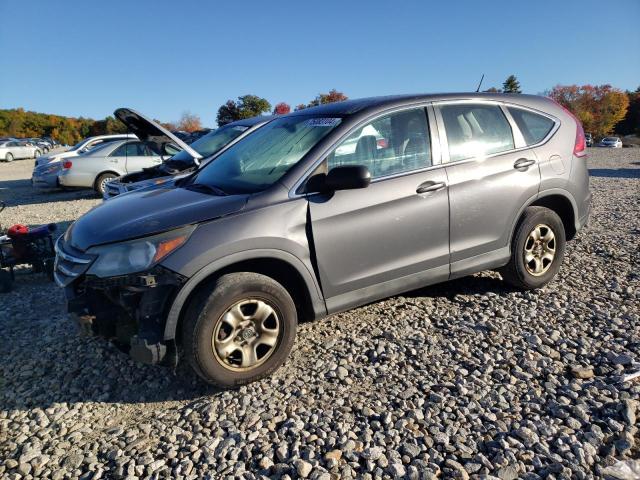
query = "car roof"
xmin=287 ymin=92 xmax=553 ymax=117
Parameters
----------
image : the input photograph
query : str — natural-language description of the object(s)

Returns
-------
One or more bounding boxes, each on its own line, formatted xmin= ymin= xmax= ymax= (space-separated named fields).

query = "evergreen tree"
xmin=502 ymin=75 xmax=522 ymax=93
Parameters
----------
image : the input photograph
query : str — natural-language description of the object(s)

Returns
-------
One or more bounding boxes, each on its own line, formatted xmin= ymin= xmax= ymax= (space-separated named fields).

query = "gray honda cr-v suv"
xmin=55 ymin=93 xmax=591 ymax=387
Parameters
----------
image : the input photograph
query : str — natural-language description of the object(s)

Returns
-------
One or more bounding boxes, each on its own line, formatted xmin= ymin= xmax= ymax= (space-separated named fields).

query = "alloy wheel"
xmin=523 ymin=223 xmax=556 ymax=276
xmin=212 ymin=298 xmax=281 ymax=371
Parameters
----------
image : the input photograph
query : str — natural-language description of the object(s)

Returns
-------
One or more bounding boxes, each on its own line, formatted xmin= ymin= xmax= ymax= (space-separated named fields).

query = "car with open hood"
xmin=103 ymin=115 xmax=275 ymax=199
xmin=54 ymin=108 xmax=201 ymax=195
xmin=55 ymin=93 xmax=591 ymax=388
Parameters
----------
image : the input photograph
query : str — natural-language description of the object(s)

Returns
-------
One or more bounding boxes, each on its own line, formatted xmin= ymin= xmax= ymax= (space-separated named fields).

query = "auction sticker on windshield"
xmin=305 ymin=118 xmax=341 ymax=127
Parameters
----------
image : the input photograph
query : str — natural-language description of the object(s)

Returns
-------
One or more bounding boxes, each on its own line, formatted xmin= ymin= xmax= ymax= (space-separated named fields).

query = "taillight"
xmin=549 ymin=98 xmax=586 ymax=158
xmin=62 ymin=161 xmax=72 ymax=169
xmin=573 ymin=122 xmax=586 ymax=157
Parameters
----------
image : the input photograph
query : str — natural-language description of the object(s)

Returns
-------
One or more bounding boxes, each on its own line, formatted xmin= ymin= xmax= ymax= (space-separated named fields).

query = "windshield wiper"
xmin=184 ymin=183 xmax=228 ymax=196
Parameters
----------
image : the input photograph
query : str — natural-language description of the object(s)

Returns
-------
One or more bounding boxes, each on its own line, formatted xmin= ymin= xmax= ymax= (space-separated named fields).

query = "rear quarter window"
xmin=508 ymin=107 xmax=555 ymax=146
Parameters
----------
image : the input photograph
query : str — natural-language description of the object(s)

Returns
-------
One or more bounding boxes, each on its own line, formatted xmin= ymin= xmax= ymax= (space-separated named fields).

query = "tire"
xmin=500 ymin=206 xmax=566 ymax=290
xmin=182 ymin=272 xmax=297 ymax=388
xmin=34 ymin=149 xmax=42 ymax=158
xmin=5 ymin=153 xmax=13 ymax=163
xmin=95 ymin=173 xmax=117 ymax=195
xmin=0 ymin=270 xmax=13 ymax=293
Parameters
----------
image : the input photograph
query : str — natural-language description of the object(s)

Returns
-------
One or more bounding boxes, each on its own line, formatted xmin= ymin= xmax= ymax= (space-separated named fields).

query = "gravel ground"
xmin=0 ymin=149 xmax=639 ymax=480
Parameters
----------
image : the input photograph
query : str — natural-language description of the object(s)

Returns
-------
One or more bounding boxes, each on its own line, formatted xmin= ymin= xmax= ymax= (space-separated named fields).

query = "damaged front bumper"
xmin=56 ymin=240 xmax=186 ymax=365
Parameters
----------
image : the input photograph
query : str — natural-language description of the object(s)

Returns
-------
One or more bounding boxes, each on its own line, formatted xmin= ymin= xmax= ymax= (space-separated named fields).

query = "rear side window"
xmin=111 ymin=142 xmax=143 ymax=157
xmin=328 ymin=107 xmax=431 ymax=178
xmin=508 ymin=107 xmax=555 ymax=145
xmin=440 ymin=104 xmax=514 ymax=162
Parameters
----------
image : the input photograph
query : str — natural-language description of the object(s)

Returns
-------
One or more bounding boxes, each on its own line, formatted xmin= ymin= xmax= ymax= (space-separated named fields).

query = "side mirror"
xmin=325 ymin=165 xmax=371 ymax=191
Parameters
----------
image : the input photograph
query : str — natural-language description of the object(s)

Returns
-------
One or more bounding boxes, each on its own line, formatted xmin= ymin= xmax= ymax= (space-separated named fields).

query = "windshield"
xmin=604 ymin=137 xmax=618 ymax=141
xmin=170 ymin=124 xmax=250 ymax=164
xmin=187 ymin=116 xmax=341 ymax=194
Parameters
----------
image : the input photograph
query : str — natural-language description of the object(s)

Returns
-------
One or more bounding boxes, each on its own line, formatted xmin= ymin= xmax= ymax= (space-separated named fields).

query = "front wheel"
xmin=182 ymin=272 xmax=297 ymax=388
xmin=5 ymin=153 xmax=13 ymax=162
xmin=500 ymin=206 xmax=566 ymax=290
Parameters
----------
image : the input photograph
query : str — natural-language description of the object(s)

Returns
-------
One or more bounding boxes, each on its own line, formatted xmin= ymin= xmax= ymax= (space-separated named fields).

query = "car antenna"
xmin=475 ymin=74 xmax=485 ymax=93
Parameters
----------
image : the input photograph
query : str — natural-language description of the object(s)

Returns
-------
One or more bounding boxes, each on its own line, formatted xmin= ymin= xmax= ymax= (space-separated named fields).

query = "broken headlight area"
xmin=66 ymin=266 xmax=186 ymax=365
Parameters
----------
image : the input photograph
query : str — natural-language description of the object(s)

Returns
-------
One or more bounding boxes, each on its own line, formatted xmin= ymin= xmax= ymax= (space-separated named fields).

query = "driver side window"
xmin=327 ymin=108 xmax=431 ymax=178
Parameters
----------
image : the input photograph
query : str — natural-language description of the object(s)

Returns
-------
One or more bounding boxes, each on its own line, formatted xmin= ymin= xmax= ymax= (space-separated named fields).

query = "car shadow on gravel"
xmin=405 ymin=273 xmax=516 ymax=300
xmin=588 ymin=168 xmax=640 ymax=179
xmin=0 ymin=178 xmax=97 ymax=207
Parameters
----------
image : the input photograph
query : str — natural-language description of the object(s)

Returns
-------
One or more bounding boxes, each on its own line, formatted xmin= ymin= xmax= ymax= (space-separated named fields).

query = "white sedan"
xmin=598 ymin=136 xmax=623 ymax=148
xmin=0 ymin=140 xmax=41 ymax=162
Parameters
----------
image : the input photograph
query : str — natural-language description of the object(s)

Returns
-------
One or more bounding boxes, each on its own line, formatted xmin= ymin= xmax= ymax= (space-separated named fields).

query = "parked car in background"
xmin=56 ymin=93 xmax=591 ymax=388
xmin=31 ymin=160 xmax=64 ymax=189
xmin=598 ymin=136 xmax=622 ymax=148
xmin=585 ymin=133 xmax=593 ymax=147
xmin=104 ymin=115 xmax=274 ymax=199
xmin=0 ymin=140 xmax=41 ymax=162
xmin=58 ymin=138 xmax=164 ymax=195
xmin=35 ymin=134 xmax=136 ymax=167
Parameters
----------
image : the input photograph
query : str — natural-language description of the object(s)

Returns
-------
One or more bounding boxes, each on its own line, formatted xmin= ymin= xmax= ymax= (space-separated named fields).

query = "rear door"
xmin=435 ymin=101 xmax=540 ymax=277
xmin=308 ymin=106 xmax=450 ymax=313
xmin=123 ymin=143 xmax=162 ymax=173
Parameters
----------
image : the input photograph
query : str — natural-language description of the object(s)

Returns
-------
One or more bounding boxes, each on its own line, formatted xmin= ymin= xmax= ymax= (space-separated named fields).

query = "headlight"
xmin=86 ymin=226 xmax=195 ymax=277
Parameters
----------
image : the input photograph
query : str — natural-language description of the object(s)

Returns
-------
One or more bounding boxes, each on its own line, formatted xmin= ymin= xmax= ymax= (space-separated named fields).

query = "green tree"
xmin=216 ymin=100 xmax=240 ymax=126
xmin=216 ymin=95 xmax=271 ymax=126
xmin=502 ymin=75 xmax=522 ymax=94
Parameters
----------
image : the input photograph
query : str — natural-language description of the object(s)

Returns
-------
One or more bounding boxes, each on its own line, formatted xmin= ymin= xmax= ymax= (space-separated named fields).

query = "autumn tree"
xmin=175 ymin=111 xmax=202 ymax=132
xmin=502 ymin=75 xmax=521 ymax=93
xmin=302 ymin=89 xmax=348 ymax=109
xmin=615 ymin=87 xmax=640 ymax=136
xmin=216 ymin=95 xmax=271 ymax=126
xmin=273 ymin=102 xmax=291 ymax=115
xmin=548 ymin=84 xmax=629 ymax=137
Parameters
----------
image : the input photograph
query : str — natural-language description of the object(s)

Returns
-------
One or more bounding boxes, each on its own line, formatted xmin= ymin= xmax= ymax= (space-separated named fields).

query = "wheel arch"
xmin=511 ymin=190 xmax=579 ymax=247
xmin=163 ymin=250 xmax=326 ymax=342
xmin=93 ymin=171 xmax=121 ymax=190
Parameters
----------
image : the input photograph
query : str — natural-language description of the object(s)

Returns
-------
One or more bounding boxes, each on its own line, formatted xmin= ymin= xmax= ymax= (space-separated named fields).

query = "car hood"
xmin=114 ymin=108 xmax=202 ymax=161
xmin=68 ymin=187 xmax=248 ymax=251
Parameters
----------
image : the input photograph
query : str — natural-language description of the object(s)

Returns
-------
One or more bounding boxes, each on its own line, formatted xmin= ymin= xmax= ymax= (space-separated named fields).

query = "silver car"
xmin=57 ymin=139 xmax=163 ymax=194
xmin=35 ymin=134 xmax=136 ymax=167
xmin=56 ymin=93 xmax=591 ymax=387
xmin=598 ymin=136 xmax=622 ymax=148
xmin=0 ymin=140 xmax=41 ymax=162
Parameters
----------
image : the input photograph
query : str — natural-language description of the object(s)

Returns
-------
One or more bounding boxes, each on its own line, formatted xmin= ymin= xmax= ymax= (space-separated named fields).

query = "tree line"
xmin=2 ymin=80 xmax=637 ymax=144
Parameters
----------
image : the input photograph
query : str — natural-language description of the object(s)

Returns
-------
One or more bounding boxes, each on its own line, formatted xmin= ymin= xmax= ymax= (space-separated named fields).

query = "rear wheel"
xmin=182 ymin=272 xmax=297 ymax=388
xmin=34 ymin=149 xmax=42 ymax=158
xmin=500 ymin=206 xmax=566 ymax=290
xmin=95 ymin=173 xmax=117 ymax=195
xmin=5 ymin=153 xmax=13 ymax=163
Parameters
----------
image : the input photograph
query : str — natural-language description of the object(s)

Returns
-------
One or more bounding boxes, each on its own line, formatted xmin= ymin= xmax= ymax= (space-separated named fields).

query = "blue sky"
xmin=1 ymin=0 xmax=638 ymax=126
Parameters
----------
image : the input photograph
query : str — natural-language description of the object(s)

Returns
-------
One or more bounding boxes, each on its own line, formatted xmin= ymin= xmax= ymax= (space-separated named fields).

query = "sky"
xmin=1 ymin=0 xmax=639 ymax=127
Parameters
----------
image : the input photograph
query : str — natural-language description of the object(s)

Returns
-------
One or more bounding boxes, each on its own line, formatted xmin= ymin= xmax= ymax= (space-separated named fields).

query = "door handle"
xmin=513 ymin=158 xmax=536 ymax=170
xmin=416 ymin=181 xmax=446 ymax=194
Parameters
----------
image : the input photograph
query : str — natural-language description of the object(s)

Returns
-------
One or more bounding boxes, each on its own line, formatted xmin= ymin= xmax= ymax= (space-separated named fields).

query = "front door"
xmin=308 ymin=107 xmax=450 ymax=313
